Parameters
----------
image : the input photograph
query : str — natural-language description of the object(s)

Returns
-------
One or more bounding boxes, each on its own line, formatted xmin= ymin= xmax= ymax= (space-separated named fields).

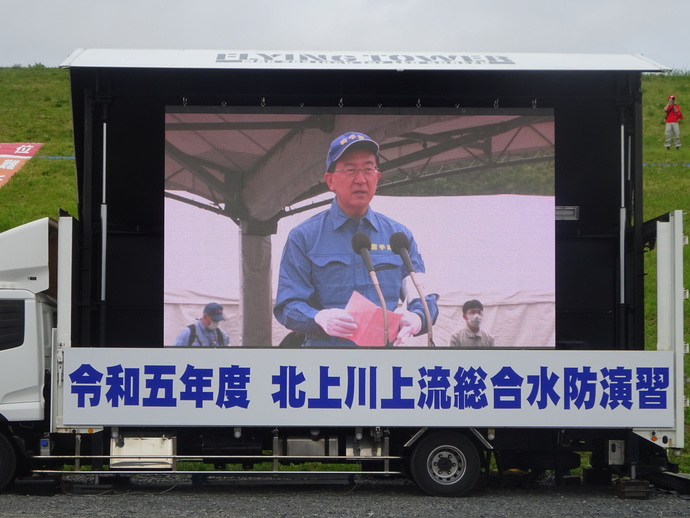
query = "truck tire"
xmin=409 ymin=431 xmax=479 ymax=496
xmin=0 ymin=434 xmax=17 ymax=491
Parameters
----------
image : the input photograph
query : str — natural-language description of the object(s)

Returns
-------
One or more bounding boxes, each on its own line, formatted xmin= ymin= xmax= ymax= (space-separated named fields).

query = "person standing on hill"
xmin=664 ymin=94 xmax=683 ymax=150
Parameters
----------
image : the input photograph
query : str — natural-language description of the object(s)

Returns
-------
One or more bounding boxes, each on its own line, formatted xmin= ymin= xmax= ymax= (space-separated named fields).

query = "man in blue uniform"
xmin=273 ymin=132 xmax=438 ymax=347
xmin=173 ymin=302 xmax=230 ymax=347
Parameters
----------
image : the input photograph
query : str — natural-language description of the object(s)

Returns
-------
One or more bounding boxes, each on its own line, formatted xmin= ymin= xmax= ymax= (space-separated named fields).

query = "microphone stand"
xmin=368 ymin=270 xmax=390 ymax=347
xmin=352 ymin=233 xmax=390 ymax=347
xmin=389 ymin=232 xmax=435 ymax=347
xmin=408 ymin=270 xmax=435 ymax=348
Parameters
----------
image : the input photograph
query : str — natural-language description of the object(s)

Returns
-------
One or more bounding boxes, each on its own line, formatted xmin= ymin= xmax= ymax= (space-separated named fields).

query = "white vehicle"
xmin=0 ymin=50 xmax=685 ymax=497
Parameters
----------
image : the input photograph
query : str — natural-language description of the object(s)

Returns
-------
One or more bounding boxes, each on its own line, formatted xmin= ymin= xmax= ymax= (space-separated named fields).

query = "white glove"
xmin=315 ymin=308 xmax=357 ymax=338
xmin=394 ymin=311 xmax=422 ymax=346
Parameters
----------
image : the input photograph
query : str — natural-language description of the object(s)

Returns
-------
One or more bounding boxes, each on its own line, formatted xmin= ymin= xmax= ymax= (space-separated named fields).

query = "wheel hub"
xmin=429 ymin=446 xmax=466 ymax=484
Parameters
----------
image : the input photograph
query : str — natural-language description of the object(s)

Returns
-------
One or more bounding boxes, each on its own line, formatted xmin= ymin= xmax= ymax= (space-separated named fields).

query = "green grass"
xmin=0 ymin=65 xmax=688 ymax=472
xmin=0 ymin=66 xmax=76 ymax=230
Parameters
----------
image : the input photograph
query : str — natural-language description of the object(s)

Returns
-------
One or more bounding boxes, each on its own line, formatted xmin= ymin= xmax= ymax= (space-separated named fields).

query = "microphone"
xmin=389 ymin=232 xmax=415 ymax=273
xmin=352 ymin=232 xmax=375 ymax=273
xmin=389 ymin=232 xmax=435 ymax=347
xmin=352 ymin=233 xmax=390 ymax=347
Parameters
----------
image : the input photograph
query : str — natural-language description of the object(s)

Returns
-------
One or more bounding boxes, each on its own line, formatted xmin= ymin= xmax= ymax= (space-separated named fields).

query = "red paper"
xmin=344 ymin=291 xmax=402 ymax=347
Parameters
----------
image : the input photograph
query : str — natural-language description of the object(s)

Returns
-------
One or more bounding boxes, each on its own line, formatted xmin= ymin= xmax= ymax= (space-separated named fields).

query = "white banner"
xmin=63 ymin=348 xmax=674 ymax=429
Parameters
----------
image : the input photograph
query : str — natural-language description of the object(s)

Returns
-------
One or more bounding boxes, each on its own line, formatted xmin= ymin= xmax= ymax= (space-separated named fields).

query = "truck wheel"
xmin=0 ymin=434 xmax=17 ymax=491
xmin=410 ymin=431 xmax=479 ymax=496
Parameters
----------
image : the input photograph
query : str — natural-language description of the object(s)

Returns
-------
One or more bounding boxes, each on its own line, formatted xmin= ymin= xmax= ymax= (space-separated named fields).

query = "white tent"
xmin=164 ymin=193 xmax=554 ymax=348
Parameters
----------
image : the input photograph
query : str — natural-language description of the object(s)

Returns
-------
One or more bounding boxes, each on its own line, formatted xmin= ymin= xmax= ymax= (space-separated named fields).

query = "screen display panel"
xmin=164 ymin=108 xmax=555 ymax=349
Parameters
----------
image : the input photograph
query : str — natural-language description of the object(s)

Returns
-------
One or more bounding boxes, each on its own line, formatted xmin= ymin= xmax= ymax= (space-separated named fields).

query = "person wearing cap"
xmin=273 ymin=131 xmax=439 ymax=347
xmin=664 ymin=94 xmax=683 ymax=150
xmin=450 ymin=299 xmax=495 ymax=348
xmin=173 ymin=302 xmax=230 ymax=347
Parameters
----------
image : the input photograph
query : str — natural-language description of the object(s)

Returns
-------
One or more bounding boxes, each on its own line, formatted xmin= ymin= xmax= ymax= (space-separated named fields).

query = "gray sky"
xmin=1 ymin=0 xmax=688 ymax=70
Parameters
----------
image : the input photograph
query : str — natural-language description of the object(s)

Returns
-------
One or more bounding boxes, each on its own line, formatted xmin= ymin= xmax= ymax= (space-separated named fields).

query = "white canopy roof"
xmin=164 ymin=111 xmax=555 ymax=224
xmin=61 ymin=49 xmax=668 ymax=72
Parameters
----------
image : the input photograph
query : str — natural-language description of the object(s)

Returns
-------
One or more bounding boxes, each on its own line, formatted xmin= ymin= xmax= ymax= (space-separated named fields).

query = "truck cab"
xmin=0 ymin=218 xmax=58 ymax=422
xmin=0 ymin=218 xmax=59 ymax=488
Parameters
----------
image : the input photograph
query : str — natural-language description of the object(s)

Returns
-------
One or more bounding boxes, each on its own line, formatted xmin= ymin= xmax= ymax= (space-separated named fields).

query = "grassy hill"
xmin=0 ymin=65 xmax=688 ymax=470
xmin=642 ymin=72 xmax=690 ymax=221
xmin=0 ymin=66 xmax=75 ymax=229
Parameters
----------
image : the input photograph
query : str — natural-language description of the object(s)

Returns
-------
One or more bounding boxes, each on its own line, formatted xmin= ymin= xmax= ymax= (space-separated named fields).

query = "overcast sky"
xmin=1 ymin=0 xmax=688 ymax=71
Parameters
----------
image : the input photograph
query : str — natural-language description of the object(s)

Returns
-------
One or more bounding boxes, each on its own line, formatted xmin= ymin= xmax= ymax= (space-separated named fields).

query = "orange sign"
xmin=0 ymin=143 xmax=44 ymax=189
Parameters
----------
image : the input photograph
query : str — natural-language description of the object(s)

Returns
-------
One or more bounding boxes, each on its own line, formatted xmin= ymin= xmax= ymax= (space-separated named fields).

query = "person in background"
xmin=273 ymin=131 xmax=438 ymax=347
xmin=450 ymin=299 xmax=495 ymax=348
xmin=173 ymin=302 xmax=230 ymax=347
xmin=664 ymin=94 xmax=683 ymax=150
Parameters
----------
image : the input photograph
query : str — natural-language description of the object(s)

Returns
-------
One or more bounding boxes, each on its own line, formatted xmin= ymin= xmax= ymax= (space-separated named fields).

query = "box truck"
xmin=0 ymin=50 xmax=685 ymax=496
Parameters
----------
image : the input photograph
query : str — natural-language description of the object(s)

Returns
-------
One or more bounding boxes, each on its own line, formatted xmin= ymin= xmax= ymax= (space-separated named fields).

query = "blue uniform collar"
xmin=329 ymin=198 xmax=380 ymax=232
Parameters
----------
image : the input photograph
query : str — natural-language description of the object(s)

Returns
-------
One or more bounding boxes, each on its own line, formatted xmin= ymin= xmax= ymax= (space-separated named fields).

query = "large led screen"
xmin=164 ymin=109 xmax=555 ymax=349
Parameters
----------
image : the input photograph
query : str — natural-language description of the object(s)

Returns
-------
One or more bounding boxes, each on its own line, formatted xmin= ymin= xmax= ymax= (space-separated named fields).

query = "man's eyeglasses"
xmin=332 ymin=167 xmax=379 ymax=178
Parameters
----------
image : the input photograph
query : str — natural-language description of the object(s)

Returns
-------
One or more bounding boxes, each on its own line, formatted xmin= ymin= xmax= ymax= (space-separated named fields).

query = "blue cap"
xmin=203 ymin=302 xmax=226 ymax=321
xmin=326 ymin=132 xmax=379 ymax=172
